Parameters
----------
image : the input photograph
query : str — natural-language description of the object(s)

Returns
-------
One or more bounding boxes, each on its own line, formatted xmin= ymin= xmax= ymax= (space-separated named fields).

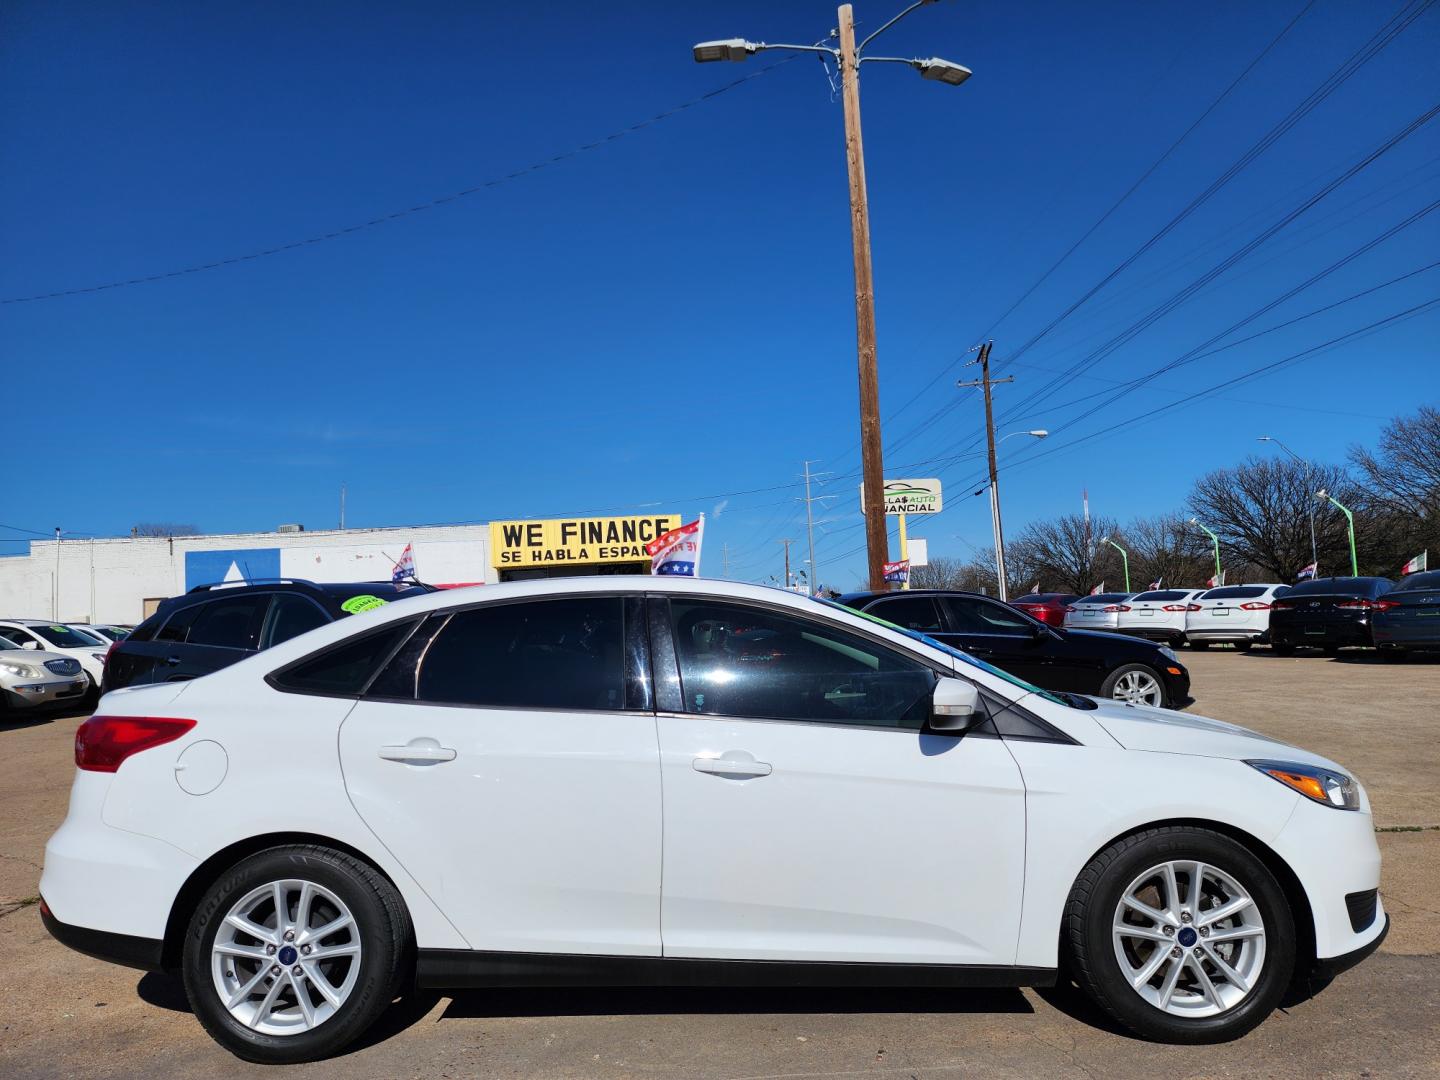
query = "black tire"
xmin=1379 ymin=648 xmax=1408 ymax=663
xmin=1064 ymin=826 xmax=1295 ymax=1043
xmin=1271 ymin=642 xmax=1295 ymax=656
xmin=1233 ymin=641 xmax=1254 ymax=653
xmin=1322 ymin=646 xmax=1341 ymax=657
xmin=1100 ymin=663 xmax=1168 ymax=708
xmin=1189 ymin=641 xmax=1211 ymax=651
xmin=182 ymin=845 xmax=411 ymax=1064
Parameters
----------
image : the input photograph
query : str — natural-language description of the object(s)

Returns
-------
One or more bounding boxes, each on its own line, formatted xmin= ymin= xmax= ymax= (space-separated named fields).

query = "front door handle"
xmin=378 ymin=738 xmax=457 ymax=765
xmin=693 ymin=753 xmax=772 ymax=779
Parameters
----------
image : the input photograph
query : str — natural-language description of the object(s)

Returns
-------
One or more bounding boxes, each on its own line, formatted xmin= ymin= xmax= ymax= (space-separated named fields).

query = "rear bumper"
xmin=1270 ymin=621 xmax=1373 ymax=647
xmin=40 ymin=901 xmax=164 ymax=972
xmin=1114 ymin=626 xmax=1183 ymax=642
xmin=1184 ymin=626 xmax=1266 ymax=643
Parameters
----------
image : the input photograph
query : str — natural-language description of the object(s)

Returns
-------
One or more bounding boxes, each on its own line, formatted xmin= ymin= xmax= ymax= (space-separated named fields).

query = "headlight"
xmin=1247 ymin=759 xmax=1360 ymax=810
xmin=92 ymin=653 xmax=107 ymax=662
xmin=1158 ymin=646 xmax=1180 ymax=664
xmin=1 ymin=662 xmax=41 ymax=679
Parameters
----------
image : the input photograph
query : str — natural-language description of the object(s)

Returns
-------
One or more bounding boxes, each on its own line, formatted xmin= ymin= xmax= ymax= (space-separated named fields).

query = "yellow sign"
xmin=490 ymin=514 xmax=681 ymax=568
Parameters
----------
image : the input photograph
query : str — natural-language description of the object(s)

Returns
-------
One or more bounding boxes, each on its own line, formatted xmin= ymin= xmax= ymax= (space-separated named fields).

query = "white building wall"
xmin=0 ymin=526 xmax=495 ymax=626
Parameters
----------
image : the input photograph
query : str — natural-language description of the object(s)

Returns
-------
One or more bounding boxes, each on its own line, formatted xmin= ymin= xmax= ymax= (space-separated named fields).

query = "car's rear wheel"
xmin=1064 ymin=826 xmax=1295 ymax=1043
xmin=1378 ymin=648 xmax=1408 ymax=663
xmin=1270 ymin=642 xmax=1295 ymax=656
xmin=182 ymin=845 xmax=411 ymax=1064
xmin=1101 ymin=664 xmax=1166 ymax=707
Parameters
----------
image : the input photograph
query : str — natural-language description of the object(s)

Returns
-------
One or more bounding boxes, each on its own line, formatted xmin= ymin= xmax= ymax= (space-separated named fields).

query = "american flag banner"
xmin=1148 ymin=578 xmax=1162 ymax=590
xmin=392 ymin=543 xmax=416 ymax=583
xmin=646 ymin=516 xmax=704 ymax=576
xmin=1296 ymin=562 xmax=1317 ymax=580
xmin=1089 ymin=582 xmax=1105 ymax=595
xmin=883 ymin=560 xmax=910 ymax=584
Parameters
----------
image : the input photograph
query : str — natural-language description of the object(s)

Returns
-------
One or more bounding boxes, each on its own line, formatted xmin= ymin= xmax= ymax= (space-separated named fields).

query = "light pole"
xmin=694 ymin=2 xmax=971 ymax=591
xmin=1258 ymin=436 xmax=1318 ymax=575
xmin=1316 ymin=489 xmax=1358 ymax=576
xmin=1098 ymin=536 xmax=1130 ymax=592
xmin=980 ymin=429 xmax=1047 ymax=600
xmin=1189 ymin=517 xmax=1222 ymax=585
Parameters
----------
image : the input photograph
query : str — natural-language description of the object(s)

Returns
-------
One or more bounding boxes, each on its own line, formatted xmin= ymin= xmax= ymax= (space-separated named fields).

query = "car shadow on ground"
xmin=0 ymin=713 xmax=55 ymax=731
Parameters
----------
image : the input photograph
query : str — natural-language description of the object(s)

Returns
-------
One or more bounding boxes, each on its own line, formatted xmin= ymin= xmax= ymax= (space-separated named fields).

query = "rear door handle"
xmin=378 ymin=739 xmax=457 ymax=765
xmin=164 ymin=655 xmax=182 ymax=666
xmin=693 ymin=753 xmax=772 ymax=779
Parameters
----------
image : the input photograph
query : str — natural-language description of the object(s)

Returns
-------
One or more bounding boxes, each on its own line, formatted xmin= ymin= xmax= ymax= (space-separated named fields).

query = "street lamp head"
xmin=1257 ymin=435 xmax=1273 ymax=442
xmin=915 ymin=57 xmax=972 ymax=85
xmin=692 ymin=38 xmax=757 ymax=63
xmin=1027 ymin=429 xmax=1049 ymax=438
xmin=1316 ymin=488 xmax=1328 ymax=500
xmin=1187 ymin=517 xmax=1198 ymax=525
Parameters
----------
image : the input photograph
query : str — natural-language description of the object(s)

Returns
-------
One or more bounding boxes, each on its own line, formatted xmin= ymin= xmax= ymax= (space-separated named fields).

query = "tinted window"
xmin=127 ymin=614 xmax=161 ymax=643
xmin=866 ymin=595 xmax=944 ymax=632
xmin=1199 ymin=586 xmax=1270 ymax=600
xmin=1280 ymin=578 xmax=1391 ymax=597
xmin=670 ymin=599 xmax=936 ymax=729
xmin=186 ymin=595 xmax=267 ymax=650
xmin=155 ymin=604 xmax=202 ymax=643
xmin=1396 ymin=571 xmax=1440 ymax=592
xmin=945 ymin=596 xmax=1034 ymax=635
xmin=1130 ymin=590 xmax=1191 ymax=602
xmin=0 ymin=634 xmax=22 ymax=649
xmin=0 ymin=626 xmax=40 ymax=647
xmin=264 ymin=594 xmax=330 ymax=648
xmin=273 ymin=622 xmax=416 ymax=696
xmin=408 ymin=598 xmax=626 ymax=710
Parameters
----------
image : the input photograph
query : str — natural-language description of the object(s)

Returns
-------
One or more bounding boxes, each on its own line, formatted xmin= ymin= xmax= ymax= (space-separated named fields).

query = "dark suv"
xmin=102 ymin=579 xmax=434 ymax=692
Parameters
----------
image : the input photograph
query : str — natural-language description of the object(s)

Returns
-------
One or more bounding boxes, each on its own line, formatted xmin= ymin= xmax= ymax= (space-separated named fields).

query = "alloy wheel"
xmin=1112 ymin=860 xmax=1267 ymax=1018
xmin=210 ymin=878 xmax=362 ymax=1036
xmin=1112 ymin=669 xmax=1163 ymax=706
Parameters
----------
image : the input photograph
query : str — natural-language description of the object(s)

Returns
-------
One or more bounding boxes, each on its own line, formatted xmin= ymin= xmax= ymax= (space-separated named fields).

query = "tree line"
xmin=911 ymin=406 xmax=1439 ymax=594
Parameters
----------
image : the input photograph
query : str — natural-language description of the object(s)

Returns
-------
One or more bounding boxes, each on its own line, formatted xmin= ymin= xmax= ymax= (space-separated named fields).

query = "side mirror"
xmin=928 ymin=676 xmax=984 ymax=733
xmin=21 ymin=640 xmax=39 ymax=650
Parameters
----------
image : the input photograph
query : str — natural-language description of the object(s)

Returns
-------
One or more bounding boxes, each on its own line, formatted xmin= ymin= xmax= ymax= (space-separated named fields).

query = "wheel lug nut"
xmin=1161 ymin=925 xmax=1174 ymax=936
xmin=265 ymin=944 xmax=276 ymax=955
xmin=292 ymin=964 xmax=303 ymax=976
xmin=1193 ymin=946 xmax=1204 ymax=956
xmin=284 ymin=930 xmax=296 ymax=942
xmin=1180 ymin=912 xmax=1192 ymax=923
xmin=1170 ymin=946 xmax=1182 ymax=958
xmin=1198 ymin=926 xmax=1209 ymax=936
xmin=301 ymin=944 xmax=312 ymax=955
xmin=270 ymin=964 xmax=280 ymax=975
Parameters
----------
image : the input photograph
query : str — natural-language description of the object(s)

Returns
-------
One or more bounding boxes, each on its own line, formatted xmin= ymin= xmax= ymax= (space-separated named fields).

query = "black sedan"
xmin=1372 ymin=569 xmax=1440 ymax=658
xmin=1269 ymin=576 xmax=1396 ymax=655
xmin=839 ymin=589 xmax=1191 ymax=708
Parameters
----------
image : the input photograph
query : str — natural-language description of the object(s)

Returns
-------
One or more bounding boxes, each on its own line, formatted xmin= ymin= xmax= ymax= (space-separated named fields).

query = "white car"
xmin=1115 ymin=589 xmax=1207 ymax=647
xmin=1061 ymin=592 xmax=1135 ymax=632
xmin=0 ymin=633 xmax=90 ymax=714
xmin=1185 ymin=585 xmax=1292 ymax=651
xmin=41 ymin=578 xmax=1385 ymax=1062
xmin=0 ymin=619 xmax=108 ymax=692
xmin=69 ymin=623 xmax=132 ymax=643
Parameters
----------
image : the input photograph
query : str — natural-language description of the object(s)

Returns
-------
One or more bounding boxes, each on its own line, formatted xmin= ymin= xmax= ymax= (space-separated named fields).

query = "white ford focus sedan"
xmin=41 ymin=577 xmax=1385 ymax=1063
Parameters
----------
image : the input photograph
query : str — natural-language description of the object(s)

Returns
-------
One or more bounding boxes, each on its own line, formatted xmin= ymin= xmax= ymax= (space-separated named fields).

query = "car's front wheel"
xmin=1064 ymin=826 xmax=1295 ymax=1043
xmin=182 ymin=845 xmax=411 ymax=1063
xmin=1101 ymin=664 xmax=1166 ymax=707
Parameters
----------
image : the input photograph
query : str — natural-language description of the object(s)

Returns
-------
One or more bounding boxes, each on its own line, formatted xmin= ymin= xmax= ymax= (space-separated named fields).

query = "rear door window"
xmin=185 ymin=595 xmax=268 ymax=650
xmin=263 ymin=594 xmax=331 ymax=648
xmin=944 ymin=596 xmax=1034 ymax=636
xmin=155 ymin=604 xmax=203 ymax=643
xmin=864 ymin=595 xmax=945 ymax=632
xmin=271 ymin=622 xmax=417 ymax=696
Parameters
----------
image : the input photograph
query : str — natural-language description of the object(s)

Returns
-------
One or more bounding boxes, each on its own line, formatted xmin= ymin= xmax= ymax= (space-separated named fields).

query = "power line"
xmin=0 ymin=58 xmax=797 ymax=305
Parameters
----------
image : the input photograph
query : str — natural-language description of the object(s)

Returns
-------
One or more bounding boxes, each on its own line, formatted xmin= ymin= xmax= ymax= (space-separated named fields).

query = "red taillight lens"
xmin=103 ymin=641 xmax=118 ymax=667
xmin=1336 ymin=599 xmax=1372 ymax=609
xmin=1185 ymin=603 xmax=1202 ymax=611
xmin=1272 ymin=598 xmax=1295 ymax=609
xmin=1239 ymin=601 xmax=1271 ymax=611
xmin=1161 ymin=604 xmax=1185 ymax=612
xmin=1104 ymin=604 xmax=1129 ymax=612
xmin=74 ymin=715 xmax=195 ymax=773
xmin=1374 ymin=599 xmax=1399 ymax=612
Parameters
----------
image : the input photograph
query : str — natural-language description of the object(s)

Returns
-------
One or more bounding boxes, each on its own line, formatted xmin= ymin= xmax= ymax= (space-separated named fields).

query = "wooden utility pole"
xmin=957 ymin=342 xmax=1015 ymax=600
xmin=838 ymin=4 xmax=889 ymax=592
xmin=779 ymin=538 xmax=796 ymax=589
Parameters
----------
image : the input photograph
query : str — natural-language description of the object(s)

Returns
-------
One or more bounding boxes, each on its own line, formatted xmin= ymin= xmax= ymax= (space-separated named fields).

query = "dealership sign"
xmin=859 ymin=478 xmax=943 ymax=515
xmin=490 ymin=514 xmax=680 ymax=568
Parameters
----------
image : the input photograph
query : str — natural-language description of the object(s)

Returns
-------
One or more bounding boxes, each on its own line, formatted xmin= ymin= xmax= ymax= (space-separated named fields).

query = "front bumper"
xmin=1 ymin=678 xmax=89 ymax=710
xmin=1312 ymin=914 xmax=1389 ymax=980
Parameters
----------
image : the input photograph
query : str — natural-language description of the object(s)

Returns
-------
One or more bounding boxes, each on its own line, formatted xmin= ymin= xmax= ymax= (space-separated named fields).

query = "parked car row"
xmin=1013 ymin=572 xmax=1440 ymax=657
xmin=0 ymin=620 xmax=129 ymax=716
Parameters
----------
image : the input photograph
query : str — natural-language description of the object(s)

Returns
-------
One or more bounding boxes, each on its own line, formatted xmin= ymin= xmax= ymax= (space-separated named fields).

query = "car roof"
xmin=838 ymin=589 xmax=994 ymax=605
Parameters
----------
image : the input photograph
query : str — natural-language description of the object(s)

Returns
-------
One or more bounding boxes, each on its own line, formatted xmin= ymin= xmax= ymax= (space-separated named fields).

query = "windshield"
xmin=34 ymin=625 xmax=105 ymax=649
xmin=817 ymin=598 xmax=1071 ymax=707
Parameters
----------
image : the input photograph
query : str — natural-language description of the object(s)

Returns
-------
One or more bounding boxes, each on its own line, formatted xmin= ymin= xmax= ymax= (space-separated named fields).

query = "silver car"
xmin=0 ymin=633 xmax=89 ymax=715
xmin=1061 ymin=592 xmax=1136 ymax=632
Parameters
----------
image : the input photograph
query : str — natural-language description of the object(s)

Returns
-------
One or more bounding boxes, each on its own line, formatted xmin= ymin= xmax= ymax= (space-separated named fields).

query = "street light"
xmin=978 ymin=429 xmax=1048 ymax=601
xmin=1188 ymin=517 xmax=1223 ymax=585
xmin=1258 ymin=435 xmax=1318 ymax=577
xmin=1316 ymin=489 xmax=1359 ymax=577
xmin=693 ymin=1 xmax=971 ymax=591
xmin=1097 ymin=535 xmax=1131 ymax=592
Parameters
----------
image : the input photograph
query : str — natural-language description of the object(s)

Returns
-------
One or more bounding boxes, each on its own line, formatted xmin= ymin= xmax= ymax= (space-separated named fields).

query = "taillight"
xmin=1336 ymin=599 xmax=1372 ymax=609
xmin=1104 ymin=605 xmax=1130 ymax=612
xmin=103 ymin=641 xmax=118 ymax=667
xmin=1161 ymin=604 xmax=1186 ymax=612
xmin=1273 ymin=598 xmax=1295 ymax=609
xmin=1374 ymin=599 xmax=1399 ymax=612
xmin=74 ymin=715 xmax=195 ymax=773
xmin=1184 ymin=603 xmax=1202 ymax=611
xmin=1239 ymin=601 xmax=1271 ymax=611
xmin=1063 ymin=606 xmax=1077 ymax=613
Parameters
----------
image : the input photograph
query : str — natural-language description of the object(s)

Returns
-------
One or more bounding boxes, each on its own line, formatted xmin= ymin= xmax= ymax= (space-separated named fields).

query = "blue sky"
xmin=3 ymin=1 xmax=1437 ymax=588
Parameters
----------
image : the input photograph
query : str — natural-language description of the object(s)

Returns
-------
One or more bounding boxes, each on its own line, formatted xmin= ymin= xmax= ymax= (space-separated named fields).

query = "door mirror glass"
xmin=21 ymin=640 xmax=39 ymax=650
xmin=928 ymin=676 xmax=983 ymax=733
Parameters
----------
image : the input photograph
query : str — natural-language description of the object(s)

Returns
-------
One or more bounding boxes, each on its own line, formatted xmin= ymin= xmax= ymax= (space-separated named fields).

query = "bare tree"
xmin=1187 ymin=457 xmax=1356 ymax=581
xmin=1008 ymin=513 xmax=1120 ymax=594
xmin=131 ymin=522 xmax=201 ymax=537
xmin=1350 ymin=406 xmax=1440 ymax=517
xmin=1121 ymin=514 xmax=1211 ymax=590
